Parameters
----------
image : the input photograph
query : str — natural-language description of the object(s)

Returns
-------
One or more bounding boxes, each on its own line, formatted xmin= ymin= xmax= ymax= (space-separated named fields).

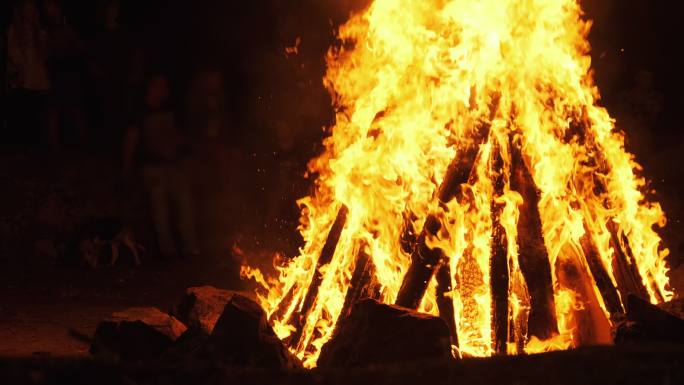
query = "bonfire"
xmin=243 ymin=0 xmax=672 ymax=368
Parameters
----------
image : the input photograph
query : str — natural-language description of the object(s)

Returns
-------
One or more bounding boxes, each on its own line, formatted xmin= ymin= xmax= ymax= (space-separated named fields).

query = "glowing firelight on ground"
xmin=242 ymin=0 xmax=672 ymax=368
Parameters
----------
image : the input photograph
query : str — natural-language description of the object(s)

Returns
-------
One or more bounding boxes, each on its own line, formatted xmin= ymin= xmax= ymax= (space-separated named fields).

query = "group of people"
xmin=3 ymin=0 xmax=135 ymax=150
xmin=122 ymin=70 xmax=232 ymax=260
xmin=2 ymin=0 xmax=235 ymax=261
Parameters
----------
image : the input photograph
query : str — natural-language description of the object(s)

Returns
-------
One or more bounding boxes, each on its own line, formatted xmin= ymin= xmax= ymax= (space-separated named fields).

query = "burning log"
xmin=510 ymin=277 xmax=531 ymax=355
xmin=396 ymin=95 xmax=500 ymax=309
xmin=489 ymin=138 xmax=509 ymax=355
xmin=435 ymin=263 xmax=459 ymax=347
xmin=395 ymin=215 xmax=443 ymax=309
xmin=555 ymin=249 xmax=612 ymax=345
xmin=339 ymin=245 xmax=381 ymax=320
xmin=510 ymin=136 xmax=559 ymax=340
xmin=269 ymin=284 xmax=296 ymax=324
xmin=567 ymin=115 xmax=664 ymax=305
xmin=289 ymin=205 xmax=349 ymax=346
xmin=571 ymin=118 xmax=663 ymax=304
xmin=579 ymin=225 xmax=624 ymax=318
xmin=607 ymin=221 xmax=651 ymax=302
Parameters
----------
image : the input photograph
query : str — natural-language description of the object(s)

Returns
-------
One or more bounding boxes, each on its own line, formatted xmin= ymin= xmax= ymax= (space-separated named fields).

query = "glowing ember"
xmin=242 ymin=0 xmax=673 ymax=367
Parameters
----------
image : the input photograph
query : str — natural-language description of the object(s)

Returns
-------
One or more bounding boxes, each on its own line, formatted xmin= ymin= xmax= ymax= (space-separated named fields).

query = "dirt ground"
xmin=0 ymin=257 xmax=243 ymax=358
xmin=0 ymin=344 xmax=683 ymax=385
xmin=0 ymin=148 xmax=300 ymax=358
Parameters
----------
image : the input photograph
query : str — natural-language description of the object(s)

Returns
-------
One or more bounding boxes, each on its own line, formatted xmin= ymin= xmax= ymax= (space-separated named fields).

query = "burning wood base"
xmin=276 ymin=122 xmax=669 ymax=359
xmin=288 ymin=205 xmax=349 ymax=348
xmin=82 ymin=285 xmax=684 ymax=376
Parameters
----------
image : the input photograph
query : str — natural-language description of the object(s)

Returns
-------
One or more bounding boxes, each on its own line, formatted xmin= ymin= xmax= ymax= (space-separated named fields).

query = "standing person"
xmin=43 ymin=0 xmax=86 ymax=150
xmin=122 ymin=74 xmax=198 ymax=260
xmin=185 ymin=67 xmax=231 ymax=190
xmin=6 ymin=0 xmax=51 ymax=147
xmin=87 ymin=0 xmax=138 ymax=152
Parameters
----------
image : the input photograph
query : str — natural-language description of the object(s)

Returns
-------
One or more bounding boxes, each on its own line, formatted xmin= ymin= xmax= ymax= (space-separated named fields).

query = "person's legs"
xmin=142 ymin=165 xmax=176 ymax=258
xmin=47 ymin=105 xmax=61 ymax=151
xmin=8 ymin=89 xmax=33 ymax=146
xmin=19 ymin=90 xmax=50 ymax=148
xmin=170 ymin=162 xmax=198 ymax=257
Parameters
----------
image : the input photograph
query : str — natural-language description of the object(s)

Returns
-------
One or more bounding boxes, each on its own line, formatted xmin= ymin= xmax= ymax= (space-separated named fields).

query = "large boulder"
xmin=317 ymin=299 xmax=453 ymax=368
xmin=90 ymin=307 xmax=187 ymax=362
xmin=614 ymin=295 xmax=684 ymax=345
xmin=173 ymin=286 xmax=235 ymax=335
xmin=200 ymin=293 xmax=300 ymax=369
xmin=657 ymin=298 xmax=684 ymax=320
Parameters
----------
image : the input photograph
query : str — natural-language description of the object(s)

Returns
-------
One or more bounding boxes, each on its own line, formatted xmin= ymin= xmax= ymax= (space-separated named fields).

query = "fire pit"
xmin=242 ymin=0 xmax=673 ymax=368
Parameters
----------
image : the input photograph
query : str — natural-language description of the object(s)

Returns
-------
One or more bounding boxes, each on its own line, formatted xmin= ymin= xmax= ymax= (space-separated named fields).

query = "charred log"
xmin=395 ymin=215 xmax=445 ymax=309
xmin=510 ymin=137 xmax=559 ymax=340
xmin=289 ymin=205 xmax=349 ymax=347
xmin=579 ymin=225 xmax=624 ymax=318
xmin=268 ymin=284 xmax=297 ymax=324
xmin=340 ymin=246 xmax=381 ymax=321
xmin=489 ymin=139 xmax=509 ymax=355
xmin=621 ymin=229 xmax=664 ymax=303
xmin=570 ymin=116 xmax=663 ymax=304
xmin=607 ymin=221 xmax=651 ymax=302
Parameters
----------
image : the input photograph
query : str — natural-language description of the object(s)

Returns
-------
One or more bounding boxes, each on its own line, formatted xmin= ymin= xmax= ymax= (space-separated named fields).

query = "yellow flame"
xmin=243 ymin=0 xmax=672 ymax=367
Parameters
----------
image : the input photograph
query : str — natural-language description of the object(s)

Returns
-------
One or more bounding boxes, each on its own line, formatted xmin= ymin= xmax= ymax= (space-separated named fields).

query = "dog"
xmin=72 ymin=218 xmax=144 ymax=268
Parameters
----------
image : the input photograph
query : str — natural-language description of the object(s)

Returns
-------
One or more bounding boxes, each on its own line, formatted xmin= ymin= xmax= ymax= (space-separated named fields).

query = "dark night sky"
xmin=2 ymin=0 xmax=682 ymax=235
xmin=131 ymin=0 xmax=683 ymax=152
xmin=2 ymin=0 xmax=680 ymax=147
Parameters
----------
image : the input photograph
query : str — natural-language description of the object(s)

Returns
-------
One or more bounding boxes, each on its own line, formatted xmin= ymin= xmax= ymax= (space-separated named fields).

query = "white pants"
xmin=141 ymin=162 xmax=198 ymax=258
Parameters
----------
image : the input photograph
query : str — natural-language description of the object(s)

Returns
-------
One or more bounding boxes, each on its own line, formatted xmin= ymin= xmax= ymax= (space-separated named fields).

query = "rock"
xmin=657 ymin=298 xmax=684 ymax=320
xmin=317 ymin=299 xmax=453 ymax=368
xmin=201 ymin=293 xmax=300 ymax=369
xmin=90 ymin=307 xmax=187 ymax=362
xmin=173 ymin=286 xmax=235 ymax=335
xmin=614 ymin=295 xmax=684 ymax=345
xmin=160 ymin=327 xmax=210 ymax=364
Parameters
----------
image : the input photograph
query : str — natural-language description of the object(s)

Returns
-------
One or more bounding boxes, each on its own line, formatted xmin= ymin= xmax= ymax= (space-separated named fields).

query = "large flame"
xmin=242 ymin=0 xmax=672 ymax=367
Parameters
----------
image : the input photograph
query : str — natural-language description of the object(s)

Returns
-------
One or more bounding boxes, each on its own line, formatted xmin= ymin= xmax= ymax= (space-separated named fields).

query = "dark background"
xmin=1 ymin=0 xmax=679 ymax=140
xmin=0 ymin=0 xmax=682 ymax=270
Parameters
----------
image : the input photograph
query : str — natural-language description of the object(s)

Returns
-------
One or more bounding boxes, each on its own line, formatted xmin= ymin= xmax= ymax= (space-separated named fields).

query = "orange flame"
xmin=243 ymin=0 xmax=672 ymax=367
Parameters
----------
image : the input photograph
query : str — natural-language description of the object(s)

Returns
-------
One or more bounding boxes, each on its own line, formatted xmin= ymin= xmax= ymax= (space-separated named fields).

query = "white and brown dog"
xmin=76 ymin=218 xmax=144 ymax=268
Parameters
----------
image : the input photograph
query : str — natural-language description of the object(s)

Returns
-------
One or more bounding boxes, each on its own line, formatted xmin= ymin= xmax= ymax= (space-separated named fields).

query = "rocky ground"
xmin=0 ymin=260 xmax=241 ymax=358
